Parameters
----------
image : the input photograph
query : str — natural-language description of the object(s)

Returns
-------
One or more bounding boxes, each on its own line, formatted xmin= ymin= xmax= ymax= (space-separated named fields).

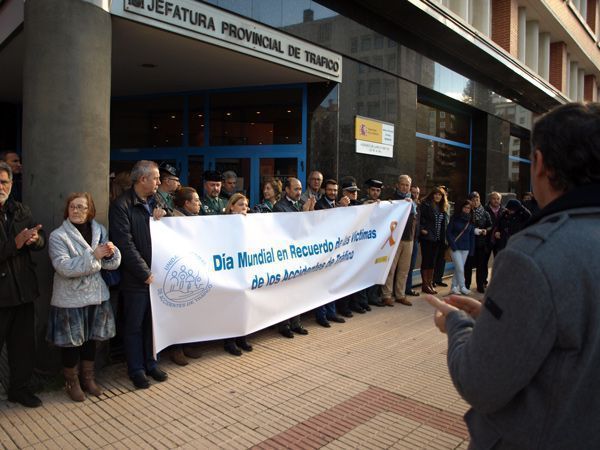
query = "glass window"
xmin=508 ymin=159 xmax=531 ymax=196
xmin=387 ymin=53 xmax=396 ymax=71
xmin=373 ymin=55 xmax=383 ymax=69
xmin=357 ymin=80 xmax=365 ymax=96
xmin=367 ymin=101 xmax=380 ymax=117
xmin=368 ymin=80 xmax=381 ymax=95
xmin=374 ymin=35 xmax=384 ymax=49
xmin=350 ymin=37 xmax=358 ymax=53
xmin=209 ymin=88 xmax=302 ymax=146
xmin=188 ymin=95 xmax=205 ymax=147
xmin=361 ymin=35 xmax=372 ymax=51
xmin=416 ymin=102 xmax=470 ymax=144
xmin=111 ymin=97 xmax=184 ymax=149
xmin=415 ymin=138 xmax=469 ymax=201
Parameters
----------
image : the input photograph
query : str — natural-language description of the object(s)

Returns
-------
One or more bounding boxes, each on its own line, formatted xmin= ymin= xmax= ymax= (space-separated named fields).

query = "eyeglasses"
xmin=166 ymin=177 xmax=180 ymax=183
xmin=69 ymin=204 xmax=88 ymax=211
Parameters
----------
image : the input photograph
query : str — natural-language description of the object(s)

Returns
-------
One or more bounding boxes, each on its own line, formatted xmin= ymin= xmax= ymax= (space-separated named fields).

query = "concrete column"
xmin=538 ymin=32 xmax=551 ymax=81
xmin=525 ymin=20 xmax=539 ymax=72
xmin=569 ymin=60 xmax=578 ymax=100
xmin=578 ymin=69 xmax=585 ymax=101
xmin=449 ymin=0 xmax=469 ymax=21
xmin=517 ymin=7 xmax=527 ymax=63
xmin=22 ymin=0 xmax=111 ymax=371
xmin=471 ymin=0 xmax=491 ymax=36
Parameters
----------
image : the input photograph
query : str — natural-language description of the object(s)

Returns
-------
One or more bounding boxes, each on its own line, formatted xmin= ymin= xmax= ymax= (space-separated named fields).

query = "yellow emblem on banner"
xmin=374 ymin=256 xmax=388 ymax=264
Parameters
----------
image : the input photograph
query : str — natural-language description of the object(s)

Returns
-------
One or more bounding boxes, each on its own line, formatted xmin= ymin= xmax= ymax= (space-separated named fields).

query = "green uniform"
xmin=156 ymin=189 xmax=175 ymax=211
xmin=201 ymin=195 xmax=227 ymax=215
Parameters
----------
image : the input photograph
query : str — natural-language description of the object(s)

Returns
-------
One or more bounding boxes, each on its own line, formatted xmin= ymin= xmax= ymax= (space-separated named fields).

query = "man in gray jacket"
xmin=425 ymin=102 xmax=600 ymax=449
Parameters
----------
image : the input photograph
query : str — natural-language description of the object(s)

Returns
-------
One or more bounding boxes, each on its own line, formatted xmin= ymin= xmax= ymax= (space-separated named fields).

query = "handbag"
xmin=99 ymin=230 xmax=121 ymax=287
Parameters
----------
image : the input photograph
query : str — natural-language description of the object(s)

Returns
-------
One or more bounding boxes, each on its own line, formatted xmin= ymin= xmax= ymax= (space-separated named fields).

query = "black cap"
xmin=340 ymin=180 xmax=360 ymax=192
xmin=365 ymin=178 xmax=383 ymax=189
xmin=159 ymin=162 xmax=178 ymax=177
xmin=505 ymin=199 xmax=522 ymax=211
xmin=203 ymin=170 xmax=222 ymax=182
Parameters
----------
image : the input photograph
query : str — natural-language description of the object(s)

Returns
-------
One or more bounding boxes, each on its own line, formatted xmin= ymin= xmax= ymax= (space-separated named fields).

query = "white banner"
xmin=149 ymin=201 xmax=411 ymax=353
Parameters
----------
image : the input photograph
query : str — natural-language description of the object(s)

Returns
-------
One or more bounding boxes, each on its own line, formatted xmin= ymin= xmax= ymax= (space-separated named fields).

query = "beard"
xmin=0 ymin=191 xmax=8 ymax=203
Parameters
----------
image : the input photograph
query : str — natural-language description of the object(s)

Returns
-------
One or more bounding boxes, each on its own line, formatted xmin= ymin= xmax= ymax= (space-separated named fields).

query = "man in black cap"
xmin=201 ymin=171 xmax=227 ymax=215
xmin=339 ymin=178 xmax=362 ymax=206
xmin=361 ymin=179 xmax=383 ymax=204
xmin=156 ymin=162 xmax=180 ymax=211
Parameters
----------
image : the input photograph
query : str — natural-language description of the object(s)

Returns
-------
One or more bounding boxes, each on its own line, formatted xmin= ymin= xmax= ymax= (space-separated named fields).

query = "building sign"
xmin=113 ymin=0 xmax=342 ymax=82
xmin=355 ymin=115 xmax=394 ymax=158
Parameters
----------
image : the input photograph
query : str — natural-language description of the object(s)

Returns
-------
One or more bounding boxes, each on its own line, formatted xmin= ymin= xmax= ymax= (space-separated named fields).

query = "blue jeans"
xmin=316 ymin=302 xmax=337 ymax=322
xmin=121 ymin=290 xmax=157 ymax=377
xmin=405 ymin=239 xmax=419 ymax=293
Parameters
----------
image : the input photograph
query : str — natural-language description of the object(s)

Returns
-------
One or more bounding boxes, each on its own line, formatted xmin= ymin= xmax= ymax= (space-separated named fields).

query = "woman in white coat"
xmin=47 ymin=192 xmax=121 ymax=402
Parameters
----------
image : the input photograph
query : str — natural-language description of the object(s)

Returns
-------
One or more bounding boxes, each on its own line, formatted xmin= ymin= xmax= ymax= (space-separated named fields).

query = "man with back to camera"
xmin=425 ymin=102 xmax=600 ymax=449
xmin=273 ymin=177 xmax=315 ymax=337
xmin=109 ymin=160 xmax=170 ymax=389
xmin=0 ymin=162 xmax=45 ymax=407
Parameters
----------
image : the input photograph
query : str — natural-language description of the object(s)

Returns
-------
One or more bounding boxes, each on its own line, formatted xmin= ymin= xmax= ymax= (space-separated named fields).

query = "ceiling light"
xmin=256 ymin=111 xmax=261 ymax=115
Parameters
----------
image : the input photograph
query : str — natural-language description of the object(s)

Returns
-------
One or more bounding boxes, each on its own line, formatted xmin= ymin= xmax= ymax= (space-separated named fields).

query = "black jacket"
xmin=109 ymin=188 xmax=169 ymax=292
xmin=0 ymin=199 xmax=45 ymax=307
xmin=273 ymin=197 xmax=303 ymax=213
xmin=314 ymin=196 xmax=335 ymax=210
xmin=419 ymin=201 xmax=447 ymax=243
xmin=391 ymin=190 xmax=416 ymax=241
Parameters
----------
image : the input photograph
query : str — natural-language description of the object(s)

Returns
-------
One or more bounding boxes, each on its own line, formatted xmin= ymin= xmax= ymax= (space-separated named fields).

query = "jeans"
xmin=316 ymin=302 xmax=337 ymax=322
xmin=451 ymin=250 xmax=470 ymax=290
xmin=121 ymin=290 xmax=157 ymax=377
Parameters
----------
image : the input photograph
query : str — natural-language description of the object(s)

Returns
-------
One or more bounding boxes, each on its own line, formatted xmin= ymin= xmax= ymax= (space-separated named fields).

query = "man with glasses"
xmin=300 ymin=171 xmax=323 ymax=203
xmin=156 ymin=162 xmax=180 ymax=211
xmin=0 ymin=162 xmax=45 ymax=407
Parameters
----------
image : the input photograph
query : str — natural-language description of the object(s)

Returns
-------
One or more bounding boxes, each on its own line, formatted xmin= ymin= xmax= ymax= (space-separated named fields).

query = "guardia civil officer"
xmin=200 ymin=170 xmax=227 ymax=215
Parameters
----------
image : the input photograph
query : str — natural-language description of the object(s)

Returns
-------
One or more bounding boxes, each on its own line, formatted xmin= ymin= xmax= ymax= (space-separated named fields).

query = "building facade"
xmin=0 ymin=0 xmax=598 ymax=368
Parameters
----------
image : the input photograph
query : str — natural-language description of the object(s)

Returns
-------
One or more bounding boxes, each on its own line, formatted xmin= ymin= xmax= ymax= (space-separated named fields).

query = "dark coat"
xmin=419 ymin=201 xmax=447 ymax=243
xmin=446 ymin=214 xmax=475 ymax=254
xmin=485 ymin=203 xmax=506 ymax=249
xmin=314 ymin=196 xmax=335 ymax=210
xmin=496 ymin=207 xmax=532 ymax=250
xmin=391 ymin=190 xmax=416 ymax=241
xmin=273 ymin=197 xmax=303 ymax=213
xmin=0 ymin=199 xmax=45 ymax=307
xmin=109 ymin=188 xmax=169 ymax=292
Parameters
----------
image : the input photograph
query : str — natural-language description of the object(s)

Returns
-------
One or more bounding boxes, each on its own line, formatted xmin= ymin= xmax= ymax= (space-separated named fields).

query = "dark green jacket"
xmin=201 ymin=196 xmax=226 ymax=215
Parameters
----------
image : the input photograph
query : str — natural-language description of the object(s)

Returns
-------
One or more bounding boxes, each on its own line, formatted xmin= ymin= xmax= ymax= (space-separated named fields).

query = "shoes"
xmin=170 ymin=348 xmax=189 ymax=366
xmin=279 ymin=327 xmax=294 ymax=338
xmin=7 ymin=389 xmax=42 ymax=408
xmin=183 ymin=345 xmax=203 ymax=359
xmin=364 ymin=305 xmax=372 ymax=311
xmin=317 ymin=319 xmax=331 ymax=328
xmin=339 ymin=310 xmax=353 ymax=318
xmin=63 ymin=366 xmax=85 ymax=402
xmin=351 ymin=307 xmax=367 ymax=314
xmin=435 ymin=281 xmax=449 ymax=287
xmin=477 ymin=287 xmax=485 ymax=293
xmin=130 ymin=372 xmax=150 ymax=389
xmin=395 ymin=297 xmax=413 ymax=306
xmin=329 ymin=316 xmax=346 ymax=323
xmin=460 ymin=287 xmax=471 ymax=295
xmin=225 ymin=343 xmax=242 ymax=356
xmin=405 ymin=290 xmax=420 ymax=296
xmin=80 ymin=360 xmax=103 ymax=397
xmin=370 ymin=301 xmax=386 ymax=307
xmin=146 ymin=367 xmax=168 ymax=382
xmin=237 ymin=340 xmax=253 ymax=352
xmin=382 ymin=297 xmax=395 ymax=307
xmin=451 ymin=287 xmax=460 ymax=295
xmin=291 ymin=326 xmax=308 ymax=335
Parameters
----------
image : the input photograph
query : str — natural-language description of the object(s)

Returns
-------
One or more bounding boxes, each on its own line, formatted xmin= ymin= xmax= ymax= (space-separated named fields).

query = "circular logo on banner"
xmin=158 ymin=254 xmax=212 ymax=308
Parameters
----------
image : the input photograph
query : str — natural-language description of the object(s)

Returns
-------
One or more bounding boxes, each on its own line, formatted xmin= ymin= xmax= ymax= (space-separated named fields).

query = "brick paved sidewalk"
xmin=0 ymin=286 xmax=476 ymax=449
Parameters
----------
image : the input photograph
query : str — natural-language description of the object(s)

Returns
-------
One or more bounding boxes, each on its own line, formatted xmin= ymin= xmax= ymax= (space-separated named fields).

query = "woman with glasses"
xmin=47 ymin=192 xmax=121 ymax=402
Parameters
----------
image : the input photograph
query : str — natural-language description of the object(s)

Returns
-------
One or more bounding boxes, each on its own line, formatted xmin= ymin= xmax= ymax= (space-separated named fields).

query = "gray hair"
xmin=0 ymin=162 xmax=13 ymax=181
xmin=130 ymin=160 xmax=158 ymax=183
xmin=397 ymin=174 xmax=412 ymax=183
xmin=489 ymin=191 xmax=502 ymax=199
xmin=222 ymin=170 xmax=237 ymax=181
